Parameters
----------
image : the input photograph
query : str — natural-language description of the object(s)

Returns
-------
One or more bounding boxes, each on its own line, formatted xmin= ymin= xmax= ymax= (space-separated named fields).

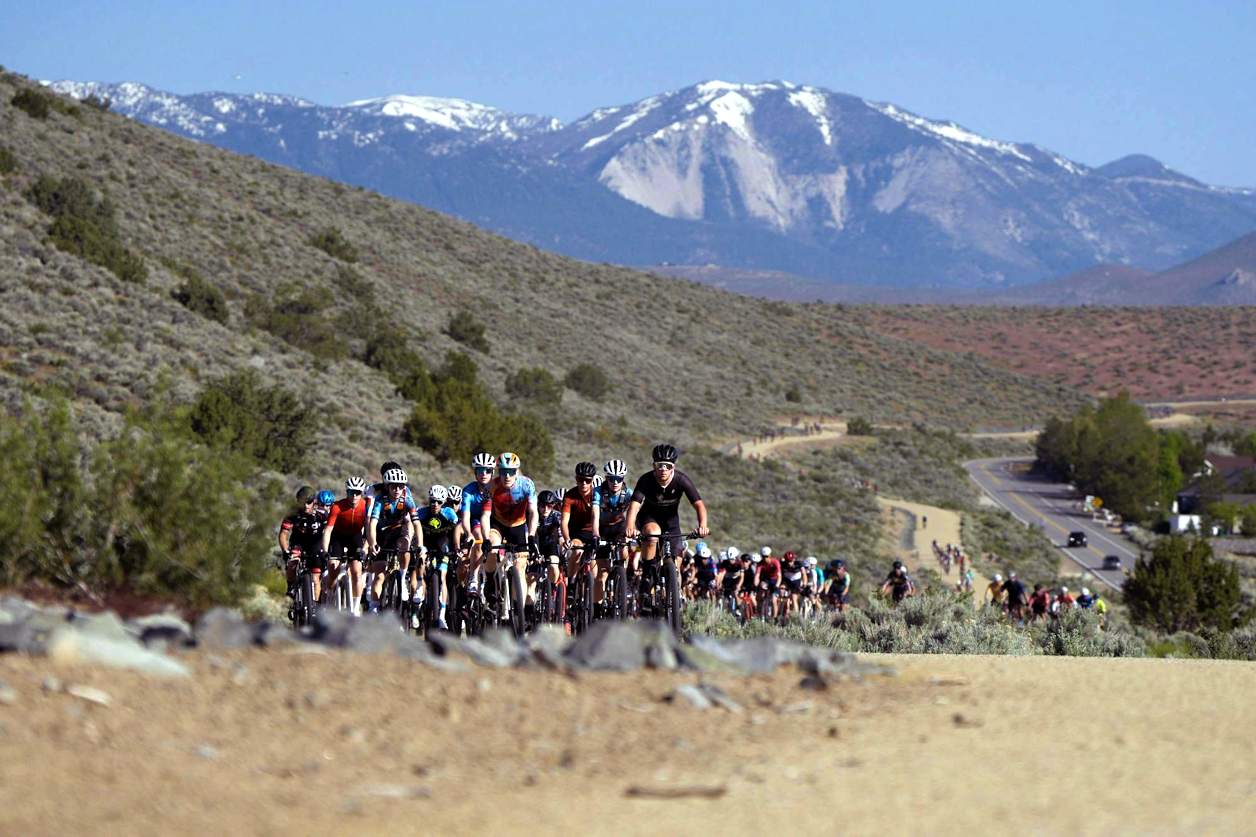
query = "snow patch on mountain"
xmin=787 ymin=88 xmax=833 ymax=145
xmin=581 ymin=96 xmax=664 ymax=150
xmin=867 ymin=101 xmax=1032 ymax=162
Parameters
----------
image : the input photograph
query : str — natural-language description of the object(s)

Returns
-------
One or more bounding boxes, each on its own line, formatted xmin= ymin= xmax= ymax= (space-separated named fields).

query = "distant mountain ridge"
xmin=48 ymin=79 xmax=1256 ymax=291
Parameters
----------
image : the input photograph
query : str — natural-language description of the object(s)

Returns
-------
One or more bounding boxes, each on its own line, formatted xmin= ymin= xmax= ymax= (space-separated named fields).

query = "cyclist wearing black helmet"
xmin=280 ymin=485 xmax=327 ymax=597
xmin=563 ymin=462 xmax=605 ymax=608
xmin=535 ymin=490 xmax=563 ymax=593
xmin=625 ymin=443 xmax=709 ymax=567
xmin=825 ymin=559 xmax=851 ymax=612
xmin=881 ymin=560 xmax=915 ymax=604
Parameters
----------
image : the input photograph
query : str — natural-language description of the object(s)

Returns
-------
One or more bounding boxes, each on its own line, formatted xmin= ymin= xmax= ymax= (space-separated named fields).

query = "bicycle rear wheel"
xmin=664 ymin=560 xmax=680 ymax=634
xmin=506 ymin=565 xmax=525 ymax=638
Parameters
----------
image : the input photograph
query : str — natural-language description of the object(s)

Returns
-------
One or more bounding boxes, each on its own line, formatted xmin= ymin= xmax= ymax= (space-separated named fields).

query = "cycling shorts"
xmin=636 ymin=511 xmax=683 ymax=557
xmin=376 ymin=527 xmax=409 ymax=556
xmin=760 ymin=578 xmax=780 ymax=595
xmin=289 ymin=543 xmax=326 ymax=574
xmin=328 ymin=533 xmax=364 ymax=561
xmin=490 ymin=520 xmax=529 ymax=548
xmin=783 ymin=576 xmax=802 ymax=594
xmin=570 ymin=528 xmax=596 ymax=548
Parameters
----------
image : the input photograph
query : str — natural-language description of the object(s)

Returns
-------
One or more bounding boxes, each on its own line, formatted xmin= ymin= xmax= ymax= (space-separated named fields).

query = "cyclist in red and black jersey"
xmin=563 ymin=462 xmax=602 ymax=610
xmin=320 ymin=476 xmax=369 ymax=611
xmin=280 ymin=486 xmax=327 ymax=599
xmin=756 ymin=546 xmax=782 ymax=613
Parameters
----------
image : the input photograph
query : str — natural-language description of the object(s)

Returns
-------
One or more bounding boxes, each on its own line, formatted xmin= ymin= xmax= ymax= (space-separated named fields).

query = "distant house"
xmin=1176 ymin=455 xmax=1256 ymax=515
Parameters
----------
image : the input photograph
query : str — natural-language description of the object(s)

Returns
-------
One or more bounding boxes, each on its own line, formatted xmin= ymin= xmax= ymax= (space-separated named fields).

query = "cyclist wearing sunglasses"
xmin=625 ymin=444 xmax=709 ymax=566
xmin=563 ymin=462 xmax=601 ymax=609
xmin=477 ymin=451 xmax=538 ymax=597
xmin=594 ymin=458 xmax=634 ymax=573
xmin=280 ymin=485 xmax=328 ymax=595
xmin=320 ymin=476 xmax=369 ymax=612
xmin=460 ymin=452 xmax=496 ymax=594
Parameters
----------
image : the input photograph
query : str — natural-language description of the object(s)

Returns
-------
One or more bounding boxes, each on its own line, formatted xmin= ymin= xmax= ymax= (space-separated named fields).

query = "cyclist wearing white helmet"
xmin=985 ymin=573 xmax=1006 ymax=610
xmin=320 ymin=476 xmax=370 ymax=615
xmin=460 ymin=453 xmax=496 ymax=594
xmin=411 ymin=485 xmax=459 ymax=630
xmin=594 ymin=458 xmax=635 ymax=574
xmin=366 ymin=467 xmax=421 ymax=611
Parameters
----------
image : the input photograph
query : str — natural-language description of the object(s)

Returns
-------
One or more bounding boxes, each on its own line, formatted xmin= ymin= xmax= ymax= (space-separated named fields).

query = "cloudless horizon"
xmin=4 ymin=0 xmax=1254 ymax=186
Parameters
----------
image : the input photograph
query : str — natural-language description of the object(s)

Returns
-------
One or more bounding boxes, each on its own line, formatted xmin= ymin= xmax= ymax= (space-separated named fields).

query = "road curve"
xmin=963 ymin=457 xmax=1143 ymax=591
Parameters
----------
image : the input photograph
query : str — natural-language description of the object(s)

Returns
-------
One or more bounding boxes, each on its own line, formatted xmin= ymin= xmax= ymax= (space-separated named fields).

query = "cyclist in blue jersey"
xmin=477 ymin=452 xmax=538 ymax=603
xmin=366 ymin=467 xmax=421 ymax=612
xmin=460 ymin=452 xmax=496 ymax=594
xmin=593 ymin=458 xmax=634 ymax=575
xmin=825 ymin=560 xmax=851 ymax=612
xmin=412 ymin=484 xmax=460 ymax=630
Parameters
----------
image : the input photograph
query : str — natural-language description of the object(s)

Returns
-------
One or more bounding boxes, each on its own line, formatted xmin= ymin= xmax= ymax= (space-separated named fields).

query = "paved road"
xmin=964 ymin=457 xmax=1143 ymax=591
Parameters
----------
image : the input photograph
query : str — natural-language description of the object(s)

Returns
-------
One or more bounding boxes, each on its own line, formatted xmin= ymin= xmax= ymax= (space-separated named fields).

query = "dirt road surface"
xmin=2 ymin=648 xmax=1252 ymax=835
xmin=877 ymin=497 xmax=992 ymax=599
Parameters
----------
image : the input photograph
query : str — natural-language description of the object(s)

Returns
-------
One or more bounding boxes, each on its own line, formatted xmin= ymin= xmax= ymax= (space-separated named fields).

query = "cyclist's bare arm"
xmin=278 ymin=528 xmax=290 ymax=553
xmin=526 ymin=501 xmax=538 ymax=540
xmin=624 ymin=500 xmax=642 ymax=537
xmin=560 ymin=506 xmax=572 ymax=546
xmin=692 ymin=499 xmax=710 ymax=537
xmin=367 ymin=519 xmax=379 ymax=554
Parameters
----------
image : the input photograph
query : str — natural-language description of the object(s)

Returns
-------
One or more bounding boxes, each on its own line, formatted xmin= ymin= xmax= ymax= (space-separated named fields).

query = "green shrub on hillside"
xmin=11 ymin=88 xmax=51 ymax=119
xmin=171 ymin=271 xmax=229 ymax=324
xmin=309 ymin=226 xmax=358 ymax=262
xmin=28 ymin=176 xmax=118 ymax=235
xmin=785 ymin=385 xmax=803 ymax=403
xmin=47 ymin=215 xmax=149 ymax=284
xmin=27 ymin=175 xmax=148 ymax=283
xmin=0 ymin=146 xmax=17 ymax=175
xmin=248 ymin=285 xmax=349 ymax=359
xmin=83 ymin=94 xmax=111 ymax=112
xmin=445 ymin=310 xmax=490 ymax=353
xmin=188 ymin=370 xmax=312 ymax=472
xmin=505 ymin=367 xmax=563 ymax=405
xmin=0 ymin=399 xmax=275 ymax=604
xmin=847 ymin=416 xmax=874 ymax=435
xmin=564 ymin=362 xmax=609 ymax=401
xmin=364 ymin=326 xmax=424 ymax=382
xmin=403 ymin=352 xmax=555 ymax=476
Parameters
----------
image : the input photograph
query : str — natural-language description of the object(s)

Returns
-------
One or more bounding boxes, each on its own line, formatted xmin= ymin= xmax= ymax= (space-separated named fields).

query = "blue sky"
xmin=4 ymin=0 xmax=1253 ymax=185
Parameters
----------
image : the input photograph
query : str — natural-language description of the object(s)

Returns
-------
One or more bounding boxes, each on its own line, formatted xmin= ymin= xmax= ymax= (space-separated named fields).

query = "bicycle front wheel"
xmin=664 ymin=560 xmax=681 ymax=634
xmin=300 ymin=571 xmax=316 ymax=627
xmin=611 ymin=565 xmax=627 ymax=620
xmin=506 ymin=565 xmax=525 ymax=638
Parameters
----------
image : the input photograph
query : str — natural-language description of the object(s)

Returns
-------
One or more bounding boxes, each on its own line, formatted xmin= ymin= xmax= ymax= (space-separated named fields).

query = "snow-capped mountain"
xmin=46 ymin=79 xmax=1256 ymax=289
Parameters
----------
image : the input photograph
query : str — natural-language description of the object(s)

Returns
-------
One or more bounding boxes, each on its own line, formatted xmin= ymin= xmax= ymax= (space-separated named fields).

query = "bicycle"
xmin=375 ymin=546 xmax=411 ymax=630
xmin=484 ymin=542 xmax=527 ymax=638
xmin=286 ymin=549 xmax=319 ymax=629
xmin=636 ymin=531 xmax=702 ymax=634
xmin=599 ymin=538 xmax=635 ymax=622
xmin=565 ymin=540 xmax=599 ymax=635
xmin=421 ymin=547 xmax=457 ymax=637
xmin=323 ymin=543 xmax=360 ymax=615
xmin=529 ymin=546 xmax=563 ymax=631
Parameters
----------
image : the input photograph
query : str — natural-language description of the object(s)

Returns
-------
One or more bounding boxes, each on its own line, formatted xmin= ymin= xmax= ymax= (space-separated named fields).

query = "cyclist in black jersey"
xmin=279 ymin=486 xmax=326 ymax=597
xmin=881 ymin=560 xmax=915 ymax=604
xmin=624 ymin=443 xmax=709 ymax=566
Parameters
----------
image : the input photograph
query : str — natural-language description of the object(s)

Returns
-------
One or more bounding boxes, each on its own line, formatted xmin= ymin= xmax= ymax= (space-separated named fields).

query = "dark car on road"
xmin=1102 ymin=555 xmax=1122 ymax=570
xmin=1068 ymin=531 xmax=1087 ymax=547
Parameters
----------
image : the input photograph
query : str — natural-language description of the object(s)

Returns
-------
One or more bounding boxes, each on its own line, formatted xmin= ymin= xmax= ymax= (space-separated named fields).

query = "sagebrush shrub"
xmin=11 ymin=88 xmax=51 ymax=119
xmin=445 ymin=310 xmax=489 ymax=353
xmin=505 ymin=367 xmax=563 ymax=404
xmin=564 ymin=362 xmax=609 ymax=401
xmin=172 ymin=271 xmax=229 ymax=324
xmin=188 ymin=370 xmax=312 ymax=472
xmin=0 ymin=146 xmax=17 ymax=175
xmin=309 ymin=226 xmax=358 ymax=262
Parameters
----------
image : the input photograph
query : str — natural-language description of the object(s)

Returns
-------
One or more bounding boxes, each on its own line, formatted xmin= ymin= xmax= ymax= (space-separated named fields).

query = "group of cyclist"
xmin=277 ymin=443 xmax=710 ymax=633
xmin=678 ymin=544 xmax=856 ymax=621
xmin=983 ymin=571 xmax=1108 ymax=626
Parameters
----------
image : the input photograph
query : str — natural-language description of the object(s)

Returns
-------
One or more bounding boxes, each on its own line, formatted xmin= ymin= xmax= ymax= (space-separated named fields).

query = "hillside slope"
xmin=0 ymin=71 xmax=1082 ymax=489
